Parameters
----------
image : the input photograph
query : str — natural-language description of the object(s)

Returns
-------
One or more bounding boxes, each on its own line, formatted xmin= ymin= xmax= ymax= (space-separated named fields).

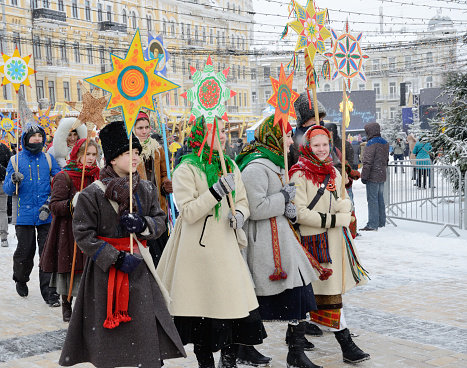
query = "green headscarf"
xmin=178 ymin=116 xmax=235 ymax=220
xmin=235 ymin=115 xmax=285 ymax=171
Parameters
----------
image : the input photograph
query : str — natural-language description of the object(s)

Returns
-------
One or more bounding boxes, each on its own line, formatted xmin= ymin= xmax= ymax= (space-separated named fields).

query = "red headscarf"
xmin=62 ymin=138 xmax=100 ymax=191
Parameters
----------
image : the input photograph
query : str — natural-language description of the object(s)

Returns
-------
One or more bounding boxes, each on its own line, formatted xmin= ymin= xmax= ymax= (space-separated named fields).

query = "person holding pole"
xmin=157 ymin=116 xmax=265 ymax=368
xmin=39 ymin=138 xmax=99 ymax=322
xmin=59 ymin=120 xmax=185 ymax=367
xmin=236 ymin=116 xmax=327 ymax=368
xmin=290 ymin=125 xmax=370 ymax=364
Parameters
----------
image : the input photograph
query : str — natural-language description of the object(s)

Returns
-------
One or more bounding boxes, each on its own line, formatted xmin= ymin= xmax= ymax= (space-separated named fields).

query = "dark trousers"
xmin=393 ymin=154 xmax=404 ymax=173
xmin=13 ymin=224 xmax=55 ymax=302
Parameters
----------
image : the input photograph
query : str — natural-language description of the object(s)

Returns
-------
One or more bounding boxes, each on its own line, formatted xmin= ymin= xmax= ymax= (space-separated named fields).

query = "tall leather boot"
xmin=286 ymin=322 xmax=315 ymax=350
xmin=237 ymin=345 xmax=272 ymax=366
xmin=334 ymin=328 xmax=370 ymax=364
xmin=219 ymin=344 xmax=239 ymax=368
xmin=62 ymin=295 xmax=72 ymax=322
xmin=286 ymin=323 xmax=323 ymax=368
xmin=194 ymin=344 xmax=215 ymax=368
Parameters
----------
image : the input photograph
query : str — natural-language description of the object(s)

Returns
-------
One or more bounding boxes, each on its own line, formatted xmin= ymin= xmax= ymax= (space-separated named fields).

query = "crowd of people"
xmin=1 ymin=96 xmax=434 ymax=368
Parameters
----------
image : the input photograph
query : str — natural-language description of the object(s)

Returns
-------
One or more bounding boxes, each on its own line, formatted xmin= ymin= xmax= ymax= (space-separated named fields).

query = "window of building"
xmin=43 ymin=0 xmax=50 ymax=8
xmin=45 ymin=38 xmax=52 ymax=62
xmin=251 ymin=67 xmax=256 ymax=79
xmin=405 ymin=82 xmax=411 ymax=94
xmin=390 ymin=107 xmax=397 ymax=119
xmin=36 ymin=80 xmax=44 ymax=101
xmin=63 ymin=81 xmax=70 ymax=101
xmin=388 ymin=57 xmax=396 ymax=69
xmin=264 ymin=90 xmax=271 ymax=101
xmin=59 ymin=40 xmax=67 ymax=61
xmin=232 ymin=4 xmax=235 ymax=12
xmin=147 ymin=15 xmax=152 ymax=32
xmin=426 ymin=76 xmax=433 ymax=88
xmin=263 ymin=66 xmax=270 ymax=78
xmin=170 ymin=22 xmax=175 ymax=37
xmin=194 ymin=25 xmax=198 ymax=41
xmin=131 ymin=11 xmax=136 ymax=29
xmin=72 ymin=0 xmax=78 ymax=18
xmin=376 ymin=107 xmax=381 ymax=120
xmin=186 ymin=24 xmax=191 ymax=40
xmin=99 ymin=47 xmax=105 ymax=66
xmin=174 ymin=89 xmax=178 ymax=106
xmin=252 ymin=91 xmax=257 ymax=102
xmin=243 ymin=66 xmax=246 ymax=79
xmin=162 ymin=20 xmax=167 ymax=35
xmin=58 ymin=0 xmax=64 ymax=11
xmin=373 ymin=58 xmax=380 ymax=71
xmin=373 ymin=82 xmax=381 ymax=97
xmin=13 ymin=32 xmax=20 ymax=52
xmin=77 ymin=82 xmax=82 ymax=101
xmin=11 ymin=0 xmax=18 ymax=5
xmin=209 ymin=29 xmax=213 ymax=44
xmin=180 ymin=23 xmax=184 ymax=39
xmin=74 ymin=43 xmax=80 ymax=63
xmin=358 ymin=83 xmax=365 ymax=90
xmin=87 ymin=45 xmax=93 ymax=64
xmin=405 ymin=55 xmax=411 ymax=69
xmin=202 ymin=27 xmax=206 ymax=43
xmin=389 ymin=82 xmax=397 ymax=98
xmin=106 ymin=5 xmax=112 ymax=21
xmin=122 ymin=9 xmax=127 ymax=25
xmin=97 ymin=3 xmax=103 ymax=22
xmin=171 ymin=58 xmax=176 ymax=72
xmin=48 ymin=81 xmax=56 ymax=106
xmin=324 ymin=84 xmax=331 ymax=92
xmin=244 ymin=93 xmax=247 ymax=107
xmin=85 ymin=1 xmax=91 ymax=21
xmin=426 ymin=52 xmax=433 ymax=64
xmin=33 ymin=36 xmax=41 ymax=59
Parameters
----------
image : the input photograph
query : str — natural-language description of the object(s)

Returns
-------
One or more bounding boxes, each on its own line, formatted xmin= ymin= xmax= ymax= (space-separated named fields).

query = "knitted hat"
xmin=136 ymin=111 xmax=149 ymax=122
xmin=99 ymin=121 xmax=142 ymax=165
xmin=294 ymin=92 xmax=327 ymax=127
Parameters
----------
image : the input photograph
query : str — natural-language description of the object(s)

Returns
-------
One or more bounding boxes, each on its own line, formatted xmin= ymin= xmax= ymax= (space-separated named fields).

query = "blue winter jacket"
xmin=412 ymin=142 xmax=432 ymax=168
xmin=3 ymin=127 xmax=61 ymax=225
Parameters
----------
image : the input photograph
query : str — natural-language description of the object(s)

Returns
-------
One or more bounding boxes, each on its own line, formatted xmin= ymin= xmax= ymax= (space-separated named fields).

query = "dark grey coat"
xmin=361 ymin=122 xmax=389 ymax=183
xmin=59 ymin=180 xmax=185 ymax=368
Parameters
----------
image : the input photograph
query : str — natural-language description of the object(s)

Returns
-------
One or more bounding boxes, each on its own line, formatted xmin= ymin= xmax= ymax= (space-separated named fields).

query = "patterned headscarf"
xmin=235 ymin=115 xmax=286 ymax=171
xmin=289 ymin=125 xmax=336 ymax=186
xmin=178 ymin=116 xmax=235 ymax=220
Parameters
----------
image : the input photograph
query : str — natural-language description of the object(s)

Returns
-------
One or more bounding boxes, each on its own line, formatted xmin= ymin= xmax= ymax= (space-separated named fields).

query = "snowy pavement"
xmin=1 ymin=180 xmax=467 ymax=367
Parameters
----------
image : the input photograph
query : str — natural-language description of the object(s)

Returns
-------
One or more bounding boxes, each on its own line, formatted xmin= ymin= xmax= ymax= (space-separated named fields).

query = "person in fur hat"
xmin=290 ymin=93 xmax=327 ymax=168
xmin=47 ymin=117 xmax=87 ymax=168
xmin=133 ymin=111 xmax=171 ymax=267
xmin=59 ymin=120 xmax=185 ymax=368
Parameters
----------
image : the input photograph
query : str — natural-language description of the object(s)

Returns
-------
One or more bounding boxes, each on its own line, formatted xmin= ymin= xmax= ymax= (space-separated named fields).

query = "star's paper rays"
xmin=0 ymin=47 xmax=36 ymax=93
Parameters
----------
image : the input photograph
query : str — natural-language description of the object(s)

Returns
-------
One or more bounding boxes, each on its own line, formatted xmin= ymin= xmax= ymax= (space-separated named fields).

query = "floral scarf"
xmin=289 ymin=125 xmax=336 ymax=187
xmin=177 ymin=116 xmax=235 ymax=220
xmin=100 ymin=166 xmax=141 ymax=215
xmin=62 ymin=138 xmax=100 ymax=191
xmin=235 ymin=115 xmax=285 ymax=171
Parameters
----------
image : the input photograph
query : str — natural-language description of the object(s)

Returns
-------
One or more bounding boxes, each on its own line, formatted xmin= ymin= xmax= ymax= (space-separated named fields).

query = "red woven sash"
xmin=269 ymin=217 xmax=287 ymax=281
xmin=97 ymin=236 xmax=147 ymax=329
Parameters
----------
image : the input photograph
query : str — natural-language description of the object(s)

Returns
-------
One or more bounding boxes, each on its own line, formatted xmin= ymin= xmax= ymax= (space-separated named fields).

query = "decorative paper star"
xmin=67 ymin=82 xmax=109 ymax=131
xmin=267 ymin=64 xmax=300 ymax=133
xmin=180 ymin=55 xmax=236 ymax=127
xmin=35 ymin=105 xmax=59 ymax=136
xmin=287 ymin=0 xmax=331 ymax=63
xmin=0 ymin=112 xmax=18 ymax=143
xmin=0 ymin=47 xmax=36 ymax=93
xmin=85 ymin=29 xmax=180 ymax=136
xmin=144 ymin=33 xmax=170 ymax=77
xmin=324 ymin=20 xmax=370 ymax=91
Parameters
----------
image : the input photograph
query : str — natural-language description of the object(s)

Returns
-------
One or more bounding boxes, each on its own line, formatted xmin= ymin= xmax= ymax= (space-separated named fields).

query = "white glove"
xmin=72 ymin=192 xmax=80 ymax=208
xmin=335 ymin=212 xmax=351 ymax=227
xmin=335 ymin=198 xmax=352 ymax=213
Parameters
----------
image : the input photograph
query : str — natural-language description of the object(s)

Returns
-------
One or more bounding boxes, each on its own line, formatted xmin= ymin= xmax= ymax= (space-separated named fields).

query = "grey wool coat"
xmin=241 ymin=158 xmax=318 ymax=297
xmin=59 ymin=180 xmax=186 ymax=368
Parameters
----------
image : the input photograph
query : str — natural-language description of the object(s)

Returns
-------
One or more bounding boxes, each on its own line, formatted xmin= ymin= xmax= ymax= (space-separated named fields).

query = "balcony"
xmin=35 ymin=57 xmax=70 ymax=68
xmin=98 ymin=21 xmax=127 ymax=33
xmin=32 ymin=8 xmax=66 ymax=28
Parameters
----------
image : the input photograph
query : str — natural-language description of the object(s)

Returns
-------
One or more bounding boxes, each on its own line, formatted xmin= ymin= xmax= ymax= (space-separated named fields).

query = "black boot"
xmin=304 ymin=322 xmax=323 ymax=337
xmin=334 ymin=328 xmax=370 ymax=364
xmin=286 ymin=323 xmax=315 ymax=350
xmin=194 ymin=344 xmax=215 ymax=368
xmin=237 ymin=345 xmax=272 ymax=366
xmin=62 ymin=296 xmax=72 ymax=322
xmin=219 ymin=344 xmax=239 ymax=368
xmin=286 ymin=323 xmax=323 ymax=368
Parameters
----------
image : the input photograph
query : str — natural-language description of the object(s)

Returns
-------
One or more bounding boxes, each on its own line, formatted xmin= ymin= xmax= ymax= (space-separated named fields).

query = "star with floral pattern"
xmin=0 ymin=47 xmax=36 ymax=93
xmin=34 ymin=106 xmax=59 ymax=136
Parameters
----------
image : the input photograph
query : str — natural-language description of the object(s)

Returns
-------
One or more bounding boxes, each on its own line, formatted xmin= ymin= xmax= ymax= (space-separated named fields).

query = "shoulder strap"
xmin=307 ymin=174 xmax=331 ymax=211
xmin=45 ymin=153 xmax=52 ymax=172
xmin=62 ymin=171 xmax=72 ymax=188
xmin=94 ymin=180 xmax=119 ymax=214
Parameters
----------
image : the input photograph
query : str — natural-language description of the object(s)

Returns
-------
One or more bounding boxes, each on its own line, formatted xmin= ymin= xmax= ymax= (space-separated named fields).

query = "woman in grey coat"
xmin=236 ymin=116 xmax=322 ymax=368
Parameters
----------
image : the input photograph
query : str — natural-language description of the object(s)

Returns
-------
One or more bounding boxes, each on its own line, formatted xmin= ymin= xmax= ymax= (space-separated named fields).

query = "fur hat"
xmin=99 ymin=121 xmax=142 ymax=165
xmin=294 ymin=92 xmax=327 ymax=127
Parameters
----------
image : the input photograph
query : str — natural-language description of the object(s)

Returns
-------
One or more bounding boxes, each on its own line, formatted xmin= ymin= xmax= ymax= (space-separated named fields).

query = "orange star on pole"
xmin=267 ymin=64 xmax=300 ymax=132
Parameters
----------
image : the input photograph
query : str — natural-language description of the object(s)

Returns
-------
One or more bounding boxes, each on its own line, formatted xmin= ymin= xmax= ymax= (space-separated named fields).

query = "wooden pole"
xmin=341 ymin=80 xmax=347 ymax=295
xmin=15 ymin=95 xmax=20 ymax=195
xmin=311 ymin=83 xmax=320 ymax=125
xmin=282 ymin=122 xmax=289 ymax=184
xmin=129 ymin=134 xmax=134 ymax=254
xmin=68 ymin=126 xmax=91 ymax=301
xmin=215 ymin=118 xmax=236 ymax=215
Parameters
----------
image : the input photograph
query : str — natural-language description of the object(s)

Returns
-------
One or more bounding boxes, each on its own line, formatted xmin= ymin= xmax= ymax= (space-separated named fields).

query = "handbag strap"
xmin=307 ymin=174 xmax=331 ymax=211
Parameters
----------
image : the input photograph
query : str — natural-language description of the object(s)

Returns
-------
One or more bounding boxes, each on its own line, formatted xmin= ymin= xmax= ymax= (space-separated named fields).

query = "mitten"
xmin=335 ymin=212 xmax=352 ymax=227
xmin=119 ymin=212 xmax=147 ymax=234
xmin=72 ymin=192 xmax=80 ymax=208
xmin=210 ymin=173 xmax=235 ymax=200
xmin=335 ymin=198 xmax=352 ymax=213
xmin=114 ymin=251 xmax=143 ymax=274
xmin=284 ymin=202 xmax=297 ymax=221
xmin=361 ymin=179 xmax=368 ymax=185
xmin=228 ymin=211 xmax=244 ymax=229
xmin=280 ymin=183 xmax=296 ymax=203
xmin=161 ymin=180 xmax=173 ymax=194
xmin=39 ymin=205 xmax=51 ymax=221
xmin=11 ymin=172 xmax=24 ymax=184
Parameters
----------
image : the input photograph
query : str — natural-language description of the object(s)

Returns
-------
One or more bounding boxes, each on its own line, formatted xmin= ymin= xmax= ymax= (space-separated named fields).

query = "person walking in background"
xmin=407 ymin=134 xmax=418 ymax=180
xmin=351 ymin=137 xmax=361 ymax=170
xmin=360 ymin=122 xmax=389 ymax=231
xmin=412 ymin=139 xmax=433 ymax=189
xmin=3 ymin=125 xmax=61 ymax=304
xmin=39 ymin=139 xmax=99 ymax=322
xmin=0 ymin=142 xmax=12 ymax=247
xmin=391 ymin=136 xmax=406 ymax=173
